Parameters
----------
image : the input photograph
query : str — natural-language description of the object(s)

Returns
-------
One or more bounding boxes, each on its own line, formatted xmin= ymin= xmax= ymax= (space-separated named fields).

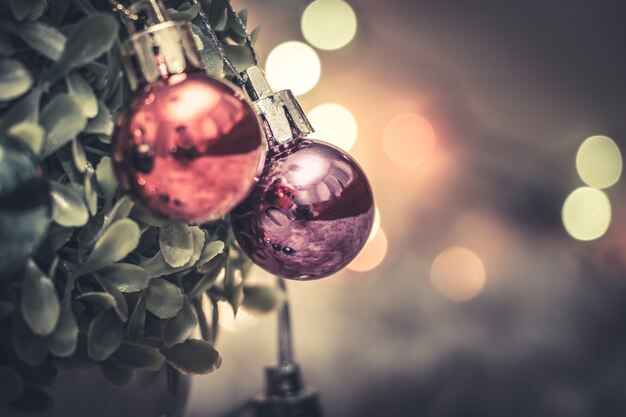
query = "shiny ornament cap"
xmin=120 ymin=0 xmax=203 ymax=91
xmin=240 ymin=66 xmax=313 ymax=144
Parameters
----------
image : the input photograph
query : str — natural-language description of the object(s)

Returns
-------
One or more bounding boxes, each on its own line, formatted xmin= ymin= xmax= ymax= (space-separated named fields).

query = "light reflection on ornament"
xmin=288 ymin=152 xmax=330 ymax=186
xmin=308 ymin=103 xmax=358 ymax=151
xmin=347 ymin=228 xmax=388 ymax=272
xmin=265 ymin=42 xmax=321 ymax=96
xmin=383 ymin=113 xmax=436 ymax=167
xmin=430 ymin=247 xmax=485 ymax=302
xmin=576 ymin=135 xmax=622 ymax=189
xmin=562 ymin=187 xmax=611 ymax=241
xmin=301 ymin=0 xmax=358 ymax=51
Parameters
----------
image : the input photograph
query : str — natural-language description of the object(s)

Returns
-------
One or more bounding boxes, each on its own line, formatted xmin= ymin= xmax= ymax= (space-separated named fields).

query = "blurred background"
xmin=189 ymin=1 xmax=626 ymax=416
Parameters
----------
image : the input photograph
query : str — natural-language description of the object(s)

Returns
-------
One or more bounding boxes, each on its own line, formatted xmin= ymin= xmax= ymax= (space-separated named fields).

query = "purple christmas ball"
xmin=231 ymin=138 xmax=375 ymax=280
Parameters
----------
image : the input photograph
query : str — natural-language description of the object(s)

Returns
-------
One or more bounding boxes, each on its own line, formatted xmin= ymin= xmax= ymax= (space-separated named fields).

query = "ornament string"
xmin=191 ymin=0 xmax=259 ymax=85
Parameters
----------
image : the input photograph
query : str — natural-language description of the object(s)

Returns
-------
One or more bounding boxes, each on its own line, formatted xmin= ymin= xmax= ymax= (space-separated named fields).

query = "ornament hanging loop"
xmin=241 ymin=66 xmax=313 ymax=144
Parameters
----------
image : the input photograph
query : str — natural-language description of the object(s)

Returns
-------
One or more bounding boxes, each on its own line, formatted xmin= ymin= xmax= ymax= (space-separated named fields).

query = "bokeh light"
xmin=217 ymin=301 xmax=258 ymax=333
xmin=265 ymin=41 xmax=321 ymax=95
xmin=562 ymin=187 xmax=612 ymax=241
xmin=348 ymin=229 xmax=388 ymax=272
xmin=308 ymin=103 xmax=358 ymax=151
xmin=301 ymin=0 xmax=358 ymax=51
xmin=368 ymin=206 xmax=381 ymax=243
xmin=576 ymin=135 xmax=622 ymax=189
xmin=430 ymin=247 xmax=486 ymax=302
xmin=383 ymin=113 xmax=436 ymax=167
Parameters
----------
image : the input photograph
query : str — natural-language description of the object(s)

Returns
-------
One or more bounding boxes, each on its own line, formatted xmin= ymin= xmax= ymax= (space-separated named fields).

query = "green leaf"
xmin=40 ymin=94 xmax=87 ymax=156
xmin=102 ymin=196 xmax=134 ymax=231
xmin=210 ymin=0 xmax=229 ymax=30
xmin=164 ymin=297 xmax=197 ymax=347
xmin=190 ymin=24 xmax=224 ymax=77
xmin=188 ymin=255 xmax=225 ymax=298
xmin=0 ymin=59 xmax=32 ymax=101
xmin=47 ymin=14 xmax=120 ymax=81
xmin=8 ymin=122 xmax=45 ymax=154
xmin=48 ymin=290 xmax=79 ymax=357
xmin=84 ymin=173 xmax=98 ymax=216
xmin=130 ymin=204 xmax=168 ymax=227
xmin=111 ymin=342 xmax=165 ymax=371
xmin=146 ymin=278 xmax=183 ymax=319
xmin=160 ymin=223 xmax=194 ymax=267
xmin=169 ymin=3 xmax=200 ymax=21
xmin=96 ymin=276 xmax=129 ymax=322
xmin=230 ymin=9 xmax=249 ymax=37
xmin=9 ymin=0 xmax=43 ymax=21
xmin=100 ymin=263 xmax=150 ymax=293
xmin=126 ymin=293 xmax=146 ymax=341
xmin=223 ymin=45 xmax=255 ymax=72
xmin=71 ymin=139 xmax=87 ymax=173
xmin=141 ymin=239 xmax=224 ymax=278
xmin=50 ymin=182 xmax=90 ymax=227
xmin=78 ymin=218 xmax=141 ymax=274
xmin=87 ymin=308 xmax=124 ymax=361
xmin=198 ymin=240 xmax=226 ymax=266
xmin=96 ymin=156 xmax=118 ymax=209
xmin=67 ymin=71 xmax=98 ymax=118
xmin=13 ymin=22 xmax=66 ymax=61
xmin=100 ymin=360 xmax=133 ymax=386
xmin=229 ymin=283 xmax=244 ymax=315
xmin=0 ymin=366 xmax=24 ymax=405
xmin=242 ymin=285 xmax=285 ymax=314
xmin=20 ymin=260 xmax=61 ymax=336
xmin=250 ymin=25 xmax=261 ymax=44
xmin=183 ymin=226 xmax=206 ymax=267
xmin=2 ymin=86 xmax=42 ymax=126
xmin=162 ymin=339 xmax=221 ymax=375
xmin=76 ymin=291 xmax=116 ymax=309
xmin=84 ymin=100 xmax=114 ymax=135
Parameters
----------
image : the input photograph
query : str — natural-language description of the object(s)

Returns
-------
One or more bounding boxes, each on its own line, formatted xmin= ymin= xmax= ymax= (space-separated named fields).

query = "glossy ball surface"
xmin=113 ymin=71 xmax=264 ymax=223
xmin=0 ymin=134 xmax=51 ymax=272
xmin=231 ymin=138 xmax=375 ymax=280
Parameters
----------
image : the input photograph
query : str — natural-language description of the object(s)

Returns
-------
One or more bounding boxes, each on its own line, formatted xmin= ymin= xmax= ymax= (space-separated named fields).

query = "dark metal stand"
xmin=251 ymin=279 xmax=323 ymax=417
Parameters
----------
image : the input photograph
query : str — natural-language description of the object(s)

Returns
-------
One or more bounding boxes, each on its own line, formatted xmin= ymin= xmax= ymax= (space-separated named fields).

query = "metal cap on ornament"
xmin=119 ymin=0 xmax=203 ymax=91
xmin=240 ymin=66 xmax=313 ymax=145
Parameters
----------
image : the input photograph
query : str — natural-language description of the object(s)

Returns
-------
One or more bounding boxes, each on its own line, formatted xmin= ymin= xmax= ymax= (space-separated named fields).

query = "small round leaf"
xmin=50 ymin=182 xmax=89 ymax=227
xmin=146 ymin=278 xmax=183 ymax=319
xmin=79 ymin=219 xmax=141 ymax=274
xmin=164 ymin=297 xmax=198 ymax=347
xmin=87 ymin=308 xmax=124 ymax=361
xmin=20 ymin=260 xmax=61 ymax=335
xmin=0 ymin=59 xmax=32 ymax=101
xmin=100 ymin=263 xmax=150 ymax=293
xmin=160 ymin=223 xmax=194 ymax=267
xmin=162 ymin=339 xmax=221 ymax=375
xmin=40 ymin=93 xmax=87 ymax=156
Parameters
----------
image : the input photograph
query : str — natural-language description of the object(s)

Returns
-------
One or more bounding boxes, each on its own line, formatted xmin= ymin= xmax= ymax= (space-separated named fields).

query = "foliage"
xmin=0 ymin=0 xmax=284 ymax=408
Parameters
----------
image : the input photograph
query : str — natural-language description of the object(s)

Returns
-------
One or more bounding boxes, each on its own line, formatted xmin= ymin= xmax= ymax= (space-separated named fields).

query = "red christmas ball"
xmin=113 ymin=70 xmax=264 ymax=223
xmin=231 ymin=138 xmax=375 ymax=280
